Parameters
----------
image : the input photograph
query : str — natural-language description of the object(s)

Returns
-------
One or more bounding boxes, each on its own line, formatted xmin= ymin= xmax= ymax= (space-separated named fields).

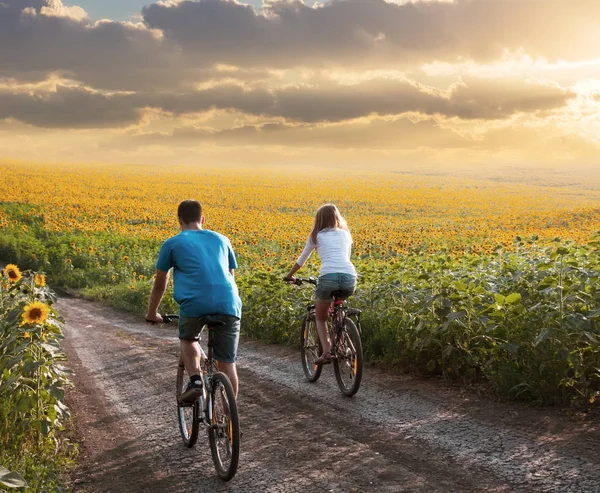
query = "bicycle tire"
xmin=333 ymin=317 xmax=363 ymax=397
xmin=300 ymin=311 xmax=323 ymax=382
xmin=207 ymin=372 xmax=240 ymax=481
xmin=176 ymin=362 xmax=199 ymax=447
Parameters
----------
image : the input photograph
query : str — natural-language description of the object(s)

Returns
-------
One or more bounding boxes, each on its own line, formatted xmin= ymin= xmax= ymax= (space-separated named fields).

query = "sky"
xmin=63 ymin=0 xmax=318 ymax=21
xmin=1 ymin=0 xmax=600 ymax=169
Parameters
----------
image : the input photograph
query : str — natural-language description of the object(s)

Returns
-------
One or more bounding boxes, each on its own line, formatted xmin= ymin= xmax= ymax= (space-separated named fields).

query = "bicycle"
xmin=149 ymin=314 xmax=240 ymax=481
xmin=285 ymin=277 xmax=364 ymax=397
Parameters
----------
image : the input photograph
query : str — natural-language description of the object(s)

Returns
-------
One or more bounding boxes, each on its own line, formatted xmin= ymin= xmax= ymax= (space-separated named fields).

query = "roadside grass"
xmin=0 ymin=267 xmax=76 ymax=493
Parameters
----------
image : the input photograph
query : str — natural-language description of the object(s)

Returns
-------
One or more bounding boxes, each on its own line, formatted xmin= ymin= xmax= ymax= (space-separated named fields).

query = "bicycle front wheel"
xmin=207 ymin=372 xmax=240 ymax=481
xmin=176 ymin=361 xmax=199 ymax=447
xmin=333 ymin=318 xmax=363 ymax=397
xmin=300 ymin=312 xmax=323 ymax=382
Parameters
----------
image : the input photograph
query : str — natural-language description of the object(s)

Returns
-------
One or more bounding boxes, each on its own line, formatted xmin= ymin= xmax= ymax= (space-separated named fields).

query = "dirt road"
xmin=59 ymin=295 xmax=600 ymax=493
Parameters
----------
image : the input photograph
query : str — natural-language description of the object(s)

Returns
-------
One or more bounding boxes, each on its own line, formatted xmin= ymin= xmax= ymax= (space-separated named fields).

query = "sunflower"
xmin=4 ymin=264 xmax=22 ymax=283
xmin=21 ymin=301 xmax=50 ymax=325
xmin=34 ymin=273 xmax=46 ymax=287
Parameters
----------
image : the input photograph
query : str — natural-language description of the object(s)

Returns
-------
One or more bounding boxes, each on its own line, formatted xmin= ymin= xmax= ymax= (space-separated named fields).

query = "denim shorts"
xmin=315 ymin=273 xmax=357 ymax=303
xmin=178 ymin=315 xmax=240 ymax=363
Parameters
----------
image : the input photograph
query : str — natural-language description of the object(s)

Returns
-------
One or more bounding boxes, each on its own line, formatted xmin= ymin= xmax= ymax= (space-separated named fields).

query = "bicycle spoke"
xmin=301 ymin=312 xmax=323 ymax=382
xmin=176 ymin=363 xmax=199 ymax=447
xmin=333 ymin=318 xmax=363 ymax=397
xmin=208 ymin=373 xmax=239 ymax=480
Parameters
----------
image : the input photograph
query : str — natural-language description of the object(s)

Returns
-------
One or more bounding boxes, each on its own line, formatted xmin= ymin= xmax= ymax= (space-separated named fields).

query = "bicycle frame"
xmin=306 ymin=298 xmax=362 ymax=340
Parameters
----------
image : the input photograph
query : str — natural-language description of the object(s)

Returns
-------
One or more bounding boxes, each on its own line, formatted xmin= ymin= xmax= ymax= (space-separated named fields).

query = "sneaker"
xmin=179 ymin=380 xmax=203 ymax=403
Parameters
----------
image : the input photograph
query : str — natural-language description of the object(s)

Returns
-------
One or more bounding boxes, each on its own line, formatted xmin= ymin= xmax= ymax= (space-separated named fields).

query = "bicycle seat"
xmin=331 ymin=291 xmax=347 ymax=303
xmin=199 ymin=315 xmax=227 ymax=328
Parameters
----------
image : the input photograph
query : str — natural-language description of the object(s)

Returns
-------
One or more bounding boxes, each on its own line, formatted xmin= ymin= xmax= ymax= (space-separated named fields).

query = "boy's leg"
xmin=212 ymin=315 xmax=241 ymax=398
xmin=180 ymin=339 xmax=202 ymax=378
xmin=215 ymin=361 xmax=238 ymax=398
xmin=178 ymin=317 xmax=205 ymax=402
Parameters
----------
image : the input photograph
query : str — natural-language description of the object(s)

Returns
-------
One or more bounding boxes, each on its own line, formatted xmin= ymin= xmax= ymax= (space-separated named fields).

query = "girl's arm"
xmin=285 ymin=262 xmax=302 ymax=280
xmin=286 ymin=236 xmax=315 ymax=279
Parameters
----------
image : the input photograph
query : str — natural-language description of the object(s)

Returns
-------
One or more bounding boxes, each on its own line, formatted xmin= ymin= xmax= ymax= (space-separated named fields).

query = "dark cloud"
xmin=0 ymin=1 xmax=187 ymax=91
xmin=143 ymin=0 xmax=600 ymax=68
xmin=0 ymin=85 xmax=141 ymax=128
xmin=0 ymin=0 xmax=598 ymax=94
xmin=0 ymin=76 xmax=573 ymax=128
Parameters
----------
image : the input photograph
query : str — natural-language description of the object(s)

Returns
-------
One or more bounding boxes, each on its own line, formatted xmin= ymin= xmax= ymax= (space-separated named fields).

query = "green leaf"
xmin=453 ymin=281 xmax=468 ymax=291
xmin=0 ymin=467 xmax=28 ymax=488
xmin=535 ymin=328 xmax=550 ymax=346
xmin=426 ymin=359 xmax=436 ymax=372
xmin=505 ymin=293 xmax=522 ymax=304
xmin=494 ymin=294 xmax=505 ymax=304
xmin=448 ymin=310 xmax=467 ymax=322
xmin=588 ymin=307 xmax=600 ymax=319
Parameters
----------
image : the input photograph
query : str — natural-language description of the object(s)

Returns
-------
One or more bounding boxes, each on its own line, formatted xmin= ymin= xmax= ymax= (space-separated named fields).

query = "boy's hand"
xmin=145 ymin=312 xmax=164 ymax=324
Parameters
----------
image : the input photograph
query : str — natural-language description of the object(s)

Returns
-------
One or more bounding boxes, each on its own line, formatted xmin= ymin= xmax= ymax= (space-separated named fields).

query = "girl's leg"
xmin=314 ymin=300 xmax=332 ymax=357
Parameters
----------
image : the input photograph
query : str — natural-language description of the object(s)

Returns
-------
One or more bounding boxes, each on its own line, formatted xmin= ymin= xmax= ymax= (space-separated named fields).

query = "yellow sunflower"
xmin=21 ymin=301 xmax=50 ymax=325
xmin=4 ymin=264 xmax=22 ymax=283
xmin=34 ymin=273 xmax=46 ymax=287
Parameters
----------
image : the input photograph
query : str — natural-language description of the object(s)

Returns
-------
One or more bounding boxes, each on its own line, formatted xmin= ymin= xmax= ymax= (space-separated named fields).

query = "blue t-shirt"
xmin=155 ymin=229 xmax=242 ymax=319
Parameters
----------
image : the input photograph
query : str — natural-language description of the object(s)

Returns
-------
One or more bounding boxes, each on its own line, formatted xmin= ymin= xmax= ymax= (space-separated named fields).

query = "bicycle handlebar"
xmin=283 ymin=276 xmax=317 ymax=286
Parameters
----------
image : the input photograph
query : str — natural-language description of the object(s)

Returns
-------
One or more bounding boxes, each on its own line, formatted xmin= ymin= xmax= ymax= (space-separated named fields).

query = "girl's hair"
xmin=310 ymin=204 xmax=349 ymax=245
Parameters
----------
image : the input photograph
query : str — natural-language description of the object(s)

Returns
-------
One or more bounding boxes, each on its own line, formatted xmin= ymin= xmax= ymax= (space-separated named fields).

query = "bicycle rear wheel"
xmin=176 ymin=361 xmax=199 ymax=447
xmin=333 ymin=318 xmax=363 ymax=397
xmin=208 ymin=372 xmax=240 ymax=481
xmin=300 ymin=311 xmax=323 ymax=382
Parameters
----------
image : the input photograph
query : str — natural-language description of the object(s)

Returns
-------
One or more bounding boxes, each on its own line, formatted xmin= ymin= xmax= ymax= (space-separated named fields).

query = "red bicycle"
xmin=287 ymin=277 xmax=363 ymax=397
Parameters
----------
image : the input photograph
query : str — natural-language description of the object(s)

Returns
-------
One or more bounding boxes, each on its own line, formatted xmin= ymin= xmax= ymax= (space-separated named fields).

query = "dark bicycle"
xmin=149 ymin=314 xmax=240 ymax=481
xmin=286 ymin=278 xmax=364 ymax=397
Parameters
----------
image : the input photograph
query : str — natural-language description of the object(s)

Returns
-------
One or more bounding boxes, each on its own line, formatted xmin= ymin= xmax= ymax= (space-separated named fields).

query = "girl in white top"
xmin=285 ymin=204 xmax=357 ymax=364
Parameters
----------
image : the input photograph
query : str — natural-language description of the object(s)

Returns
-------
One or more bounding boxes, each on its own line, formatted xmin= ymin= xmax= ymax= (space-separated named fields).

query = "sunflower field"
xmin=1 ymin=160 xmax=600 ymax=407
xmin=0 ymin=264 xmax=73 ymax=492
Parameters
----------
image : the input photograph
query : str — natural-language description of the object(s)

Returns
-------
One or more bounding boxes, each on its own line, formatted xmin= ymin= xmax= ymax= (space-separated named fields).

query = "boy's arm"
xmin=145 ymin=269 xmax=169 ymax=322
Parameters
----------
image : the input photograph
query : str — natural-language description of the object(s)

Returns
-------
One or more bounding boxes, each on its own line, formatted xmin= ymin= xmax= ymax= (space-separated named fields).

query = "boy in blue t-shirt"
xmin=145 ymin=200 xmax=242 ymax=403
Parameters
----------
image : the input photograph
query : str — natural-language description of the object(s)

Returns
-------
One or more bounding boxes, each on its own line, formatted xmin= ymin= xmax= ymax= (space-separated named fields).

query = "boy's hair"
xmin=178 ymin=200 xmax=202 ymax=224
xmin=310 ymin=204 xmax=348 ymax=245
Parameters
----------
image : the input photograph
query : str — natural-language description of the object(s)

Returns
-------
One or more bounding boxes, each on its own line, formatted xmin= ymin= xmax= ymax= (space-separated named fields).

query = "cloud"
xmin=0 ymin=1 xmax=186 ymax=91
xmin=267 ymin=77 xmax=573 ymax=122
xmin=142 ymin=0 xmax=600 ymax=68
xmin=129 ymin=116 xmax=469 ymax=150
xmin=0 ymin=75 xmax=573 ymax=128
xmin=1 ymin=0 xmax=598 ymax=94
xmin=0 ymin=85 xmax=141 ymax=128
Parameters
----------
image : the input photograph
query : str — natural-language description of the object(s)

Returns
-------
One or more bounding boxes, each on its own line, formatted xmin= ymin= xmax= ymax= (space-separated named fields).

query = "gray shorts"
xmin=315 ymin=273 xmax=357 ymax=303
xmin=178 ymin=315 xmax=240 ymax=363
